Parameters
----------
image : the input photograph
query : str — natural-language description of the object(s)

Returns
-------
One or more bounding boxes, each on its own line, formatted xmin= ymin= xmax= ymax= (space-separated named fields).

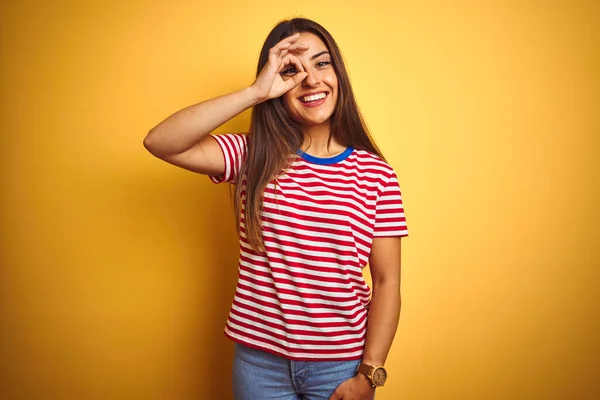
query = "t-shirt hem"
xmin=208 ymin=134 xmax=230 ymax=184
xmin=373 ymin=232 xmax=409 ymax=238
xmin=224 ymin=330 xmax=364 ymax=362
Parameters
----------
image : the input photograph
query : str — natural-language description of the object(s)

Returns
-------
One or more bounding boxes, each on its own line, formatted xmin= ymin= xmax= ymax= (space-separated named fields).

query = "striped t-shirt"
xmin=209 ymin=133 xmax=408 ymax=361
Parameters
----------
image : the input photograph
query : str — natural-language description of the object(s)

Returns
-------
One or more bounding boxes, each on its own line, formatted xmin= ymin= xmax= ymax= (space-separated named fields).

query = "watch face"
xmin=372 ymin=367 xmax=387 ymax=386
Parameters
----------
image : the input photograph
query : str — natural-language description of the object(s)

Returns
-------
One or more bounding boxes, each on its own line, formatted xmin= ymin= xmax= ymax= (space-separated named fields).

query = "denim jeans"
xmin=232 ymin=343 xmax=364 ymax=400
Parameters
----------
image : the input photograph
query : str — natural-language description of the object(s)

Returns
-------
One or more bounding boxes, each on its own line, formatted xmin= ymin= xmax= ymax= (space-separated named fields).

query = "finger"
xmin=275 ymin=32 xmax=301 ymax=47
xmin=285 ymin=54 xmax=305 ymax=72
xmin=268 ymin=33 xmax=304 ymax=57
xmin=328 ymin=381 xmax=347 ymax=400
xmin=268 ymin=43 xmax=290 ymax=59
xmin=269 ymin=42 xmax=304 ymax=68
xmin=287 ymin=71 xmax=308 ymax=89
xmin=280 ymin=42 xmax=308 ymax=59
xmin=267 ymin=38 xmax=295 ymax=59
xmin=279 ymin=55 xmax=307 ymax=91
xmin=277 ymin=54 xmax=305 ymax=74
xmin=267 ymin=46 xmax=292 ymax=69
xmin=287 ymin=42 xmax=309 ymax=52
xmin=280 ymin=64 xmax=307 ymax=89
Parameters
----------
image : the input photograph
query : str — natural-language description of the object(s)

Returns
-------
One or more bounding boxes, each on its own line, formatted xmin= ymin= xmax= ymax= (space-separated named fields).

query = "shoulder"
xmin=349 ymin=149 xmax=397 ymax=178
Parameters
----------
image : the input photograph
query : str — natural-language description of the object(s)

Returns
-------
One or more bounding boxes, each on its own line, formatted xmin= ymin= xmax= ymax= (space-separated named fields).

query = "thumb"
xmin=328 ymin=387 xmax=344 ymax=400
xmin=289 ymin=71 xmax=308 ymax=88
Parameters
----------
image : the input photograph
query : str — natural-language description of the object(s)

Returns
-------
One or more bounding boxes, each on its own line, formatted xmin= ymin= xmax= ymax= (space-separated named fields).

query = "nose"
xmin=302 ymin=68 xmax=320 ymax=88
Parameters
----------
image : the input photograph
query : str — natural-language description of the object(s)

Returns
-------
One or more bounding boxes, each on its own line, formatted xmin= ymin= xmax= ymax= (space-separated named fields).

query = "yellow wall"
xmin=1 ymin=0 xmax=598 ymax=399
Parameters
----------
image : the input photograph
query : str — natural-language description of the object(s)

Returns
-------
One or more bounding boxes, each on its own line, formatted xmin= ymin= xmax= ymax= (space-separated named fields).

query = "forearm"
xmin=361 ymin=281 xmax=401 ymax=366
xmin=144 ymin=86 xmax=259 ymax=157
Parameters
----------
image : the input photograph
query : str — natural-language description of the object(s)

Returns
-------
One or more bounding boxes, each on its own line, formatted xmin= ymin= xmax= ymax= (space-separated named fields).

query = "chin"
xmin=298 ymin=118 xmax=330 ymax=128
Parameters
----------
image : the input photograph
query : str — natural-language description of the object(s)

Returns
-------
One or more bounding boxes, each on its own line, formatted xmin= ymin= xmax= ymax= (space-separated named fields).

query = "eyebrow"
xmin=311 ymin=51 xmax=330 ymax=60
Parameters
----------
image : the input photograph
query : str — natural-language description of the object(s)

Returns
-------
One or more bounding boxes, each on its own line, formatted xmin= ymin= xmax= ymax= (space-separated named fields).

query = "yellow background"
xmin=1 ymin=0 xmax=598 ymax=399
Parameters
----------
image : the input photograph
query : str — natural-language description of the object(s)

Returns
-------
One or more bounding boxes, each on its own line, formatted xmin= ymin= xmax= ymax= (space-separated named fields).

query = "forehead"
xmin=296 ymin=32 xmax=329 ymax=56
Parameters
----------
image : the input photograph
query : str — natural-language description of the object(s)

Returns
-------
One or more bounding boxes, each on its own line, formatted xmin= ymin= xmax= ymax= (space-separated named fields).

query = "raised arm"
xmin=143 ymin=88 xmax=258 ymax=175
xmin=143 ymin=33 xmax=309 ymax=175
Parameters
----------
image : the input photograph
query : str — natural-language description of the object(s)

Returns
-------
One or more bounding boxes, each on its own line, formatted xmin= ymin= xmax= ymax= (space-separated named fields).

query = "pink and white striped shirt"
xmin=210 ymin=133 xmax=408 ymax=361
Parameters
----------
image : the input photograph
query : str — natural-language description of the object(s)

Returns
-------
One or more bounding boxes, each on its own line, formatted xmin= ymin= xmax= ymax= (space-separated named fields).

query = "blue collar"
xmin=296 ymin=147 xmax=354 ymax=165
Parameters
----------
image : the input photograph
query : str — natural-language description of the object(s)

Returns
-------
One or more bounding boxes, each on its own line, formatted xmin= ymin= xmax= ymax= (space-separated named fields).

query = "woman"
xmin=144 ymin=17 xmax=408 ymax=400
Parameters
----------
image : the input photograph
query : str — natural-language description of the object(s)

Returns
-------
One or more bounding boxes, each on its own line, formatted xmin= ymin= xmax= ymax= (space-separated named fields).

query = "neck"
xmin=301 ymin=122 xmax=345 ymax=157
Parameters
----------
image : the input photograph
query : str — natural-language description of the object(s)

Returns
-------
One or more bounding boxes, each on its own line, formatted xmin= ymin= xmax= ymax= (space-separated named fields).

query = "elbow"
xmin=372 ymin=278 xmax=401 ymax=294
xmin=143 ymin=134 xmax=153 ymax=153
xmin=372 ymin=274 xmax=400 ymax=288
xmin=143 ymin=129 xmax=161 ymax=157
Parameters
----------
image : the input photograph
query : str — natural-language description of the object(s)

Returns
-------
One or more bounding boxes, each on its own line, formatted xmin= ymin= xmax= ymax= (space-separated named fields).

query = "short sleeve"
xmin=208 ymin=134 xmax=248 ymax=184
xmin=373 ymin=171 xmax=409 ymax=237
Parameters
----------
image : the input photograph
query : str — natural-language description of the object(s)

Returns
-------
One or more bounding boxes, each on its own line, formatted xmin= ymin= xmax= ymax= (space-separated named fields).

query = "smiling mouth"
xmin=299 ymin=92 xmax=328 ymax=104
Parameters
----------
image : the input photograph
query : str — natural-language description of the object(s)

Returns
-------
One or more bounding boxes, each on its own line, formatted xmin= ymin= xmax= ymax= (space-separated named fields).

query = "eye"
xmin=281 ymin=67 xmax=298 ymax=76
xmin=316 ymin=61 xmax=331 ymax=68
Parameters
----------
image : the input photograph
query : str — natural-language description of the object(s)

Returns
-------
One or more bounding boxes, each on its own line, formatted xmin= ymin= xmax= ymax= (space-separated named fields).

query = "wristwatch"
xmin=356 ymin=363 xmax=388 ymax=388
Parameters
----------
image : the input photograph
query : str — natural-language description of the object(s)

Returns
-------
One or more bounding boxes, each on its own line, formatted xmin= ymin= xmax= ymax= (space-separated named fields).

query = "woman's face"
xmin=281 ymin=32 xmax=338 ymax=129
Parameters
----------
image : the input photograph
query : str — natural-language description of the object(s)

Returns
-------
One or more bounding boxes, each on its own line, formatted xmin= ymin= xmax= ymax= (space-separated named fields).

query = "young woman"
xmin=144 ymin=18 xmax=408 ymax=400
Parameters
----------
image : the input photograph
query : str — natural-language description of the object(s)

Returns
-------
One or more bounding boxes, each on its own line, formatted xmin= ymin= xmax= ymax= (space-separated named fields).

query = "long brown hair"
xmin=235 ymin=18 xmax=385 ymax=252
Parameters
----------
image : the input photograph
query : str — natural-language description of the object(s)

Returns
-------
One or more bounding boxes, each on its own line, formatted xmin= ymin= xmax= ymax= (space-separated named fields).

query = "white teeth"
xmin=301 ymin=93 xmax=326 ymax=103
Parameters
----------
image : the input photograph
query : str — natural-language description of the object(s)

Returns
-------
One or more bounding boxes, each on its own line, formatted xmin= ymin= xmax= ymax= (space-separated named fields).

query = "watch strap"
xmin=357 ymin=363 xmax=374 ymax=377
